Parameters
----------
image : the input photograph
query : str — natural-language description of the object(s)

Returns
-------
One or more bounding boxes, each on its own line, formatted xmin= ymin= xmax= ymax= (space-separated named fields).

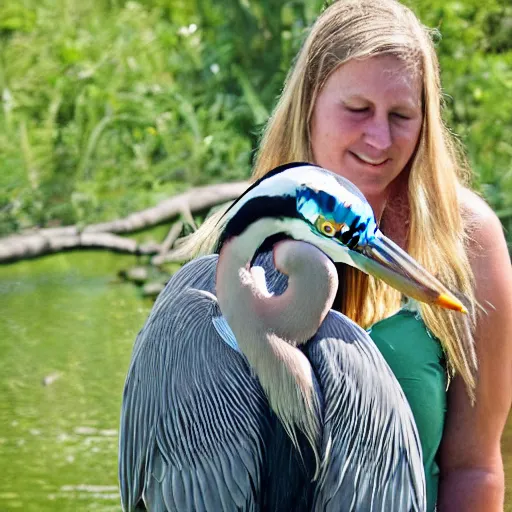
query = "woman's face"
xmin=310 ymin=54 xmax=423 ymax=215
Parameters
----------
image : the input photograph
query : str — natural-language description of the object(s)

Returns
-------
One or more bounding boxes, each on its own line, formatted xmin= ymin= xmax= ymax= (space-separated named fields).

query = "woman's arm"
xmin=438 ymin=193 xmax=512 ymax=511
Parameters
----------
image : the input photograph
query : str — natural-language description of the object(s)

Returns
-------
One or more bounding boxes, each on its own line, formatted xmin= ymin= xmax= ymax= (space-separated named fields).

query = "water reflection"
xmin=0 ymin=252 xmax=511 ymax=510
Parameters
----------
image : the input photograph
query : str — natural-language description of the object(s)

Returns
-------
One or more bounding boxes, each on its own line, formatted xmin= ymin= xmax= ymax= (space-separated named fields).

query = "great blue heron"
xmin=119 ymin=162 xmax=465 ymax=512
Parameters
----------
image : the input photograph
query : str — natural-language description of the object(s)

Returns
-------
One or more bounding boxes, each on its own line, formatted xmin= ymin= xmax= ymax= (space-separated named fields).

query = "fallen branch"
xmin=84 ymin=181 xmax=246 ymax=234
xmin=152 ymin=221 xmax=184 ymax=265
xmin=151 ymin=247 xmax=190 ymax=265
xmin=1 ymin=181 xmax=248 ymax=263
xmin=0 ymin=232 xmax=160 ymax=263
xmin=160 ymin=221 xmax=185 ymax=254
xmin=24 ymin=182 xmax=248 ymax=238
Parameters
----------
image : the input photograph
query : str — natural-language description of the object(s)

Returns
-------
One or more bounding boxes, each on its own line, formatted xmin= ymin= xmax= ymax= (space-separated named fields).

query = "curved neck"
xmin=216 ymin=219 xmax=339 ymax=345
xmin=257 ymin=239 xmax=339 ymax=342
xmin=215 ymin=218 xmax=339 ymax=468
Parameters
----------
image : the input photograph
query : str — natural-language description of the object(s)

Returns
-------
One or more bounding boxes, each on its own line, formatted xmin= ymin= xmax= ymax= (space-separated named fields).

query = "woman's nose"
xmin=363 ymin=115 xmax=392 ymax=151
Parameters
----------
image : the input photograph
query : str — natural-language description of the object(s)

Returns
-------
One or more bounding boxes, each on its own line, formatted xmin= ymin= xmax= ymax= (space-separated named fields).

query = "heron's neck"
xmin=216 ymin=218 xmax=338 ymax=341
xmin=216 ymin=218 xmax=338 ymax=470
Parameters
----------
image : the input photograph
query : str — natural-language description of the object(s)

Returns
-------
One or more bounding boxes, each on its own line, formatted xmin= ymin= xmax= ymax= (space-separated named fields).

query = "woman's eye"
xmin=346 ymin=106 xmax=368 ymax=113
xmin=391 ymin=112 xmax=410 ymax=120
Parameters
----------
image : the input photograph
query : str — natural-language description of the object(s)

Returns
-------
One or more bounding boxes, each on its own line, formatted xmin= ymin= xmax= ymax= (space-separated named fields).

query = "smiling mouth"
xmin=351 ymin=152 xmax=389 ymax=166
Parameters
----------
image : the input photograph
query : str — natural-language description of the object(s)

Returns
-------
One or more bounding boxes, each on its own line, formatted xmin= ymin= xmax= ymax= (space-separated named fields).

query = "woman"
xmin=252 ymin=1 xmax=512 ymax=510
xmin=189 ymin=0 xmax=512 ymax=510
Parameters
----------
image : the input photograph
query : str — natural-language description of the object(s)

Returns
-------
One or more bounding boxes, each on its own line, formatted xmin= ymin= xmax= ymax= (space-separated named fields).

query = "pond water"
xmin=0 ymin=251 xmax=511 ymax=511
xmin=0 ymin=252 xmax=151 ymax=511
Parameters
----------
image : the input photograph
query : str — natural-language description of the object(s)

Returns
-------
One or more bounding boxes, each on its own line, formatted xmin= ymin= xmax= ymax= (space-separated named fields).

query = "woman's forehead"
xmin=324 ymin=54 xmax=423 ymax=105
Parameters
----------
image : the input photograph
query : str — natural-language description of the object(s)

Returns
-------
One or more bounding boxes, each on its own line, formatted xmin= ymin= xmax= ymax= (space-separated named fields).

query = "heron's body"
xmin=120 ymin=163 xmax=467 ymax=511
xmin=120 ymin=250 xmax=424 ymax=511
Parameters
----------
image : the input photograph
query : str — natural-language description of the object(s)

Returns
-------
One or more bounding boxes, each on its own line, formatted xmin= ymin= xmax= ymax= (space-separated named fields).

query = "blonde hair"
xmin=183 ymin=0 xmax=477 ymax=395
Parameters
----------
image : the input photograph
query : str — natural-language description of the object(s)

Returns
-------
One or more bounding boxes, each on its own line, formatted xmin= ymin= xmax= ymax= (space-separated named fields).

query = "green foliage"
xmin=0 ymin=0 xmax=254 ymax=232
xmin=0 ymin=0 xmax=511 ymax=241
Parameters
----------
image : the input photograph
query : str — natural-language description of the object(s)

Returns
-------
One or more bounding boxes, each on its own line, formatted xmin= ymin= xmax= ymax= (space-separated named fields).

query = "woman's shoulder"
xmin=457 ymin=186 xmax=506 ymax=254
xmin=457 ymin=185 xmax=511 ymax=303
xmin=458 ymin=185 xmax=499 ymax=226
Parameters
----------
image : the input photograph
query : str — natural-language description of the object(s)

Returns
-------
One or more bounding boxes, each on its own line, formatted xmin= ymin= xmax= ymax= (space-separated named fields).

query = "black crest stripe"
xmin=220 ymin=162 xmax=315 ymax=220
xmin=216 ymin=195 xmax=297 ymax=252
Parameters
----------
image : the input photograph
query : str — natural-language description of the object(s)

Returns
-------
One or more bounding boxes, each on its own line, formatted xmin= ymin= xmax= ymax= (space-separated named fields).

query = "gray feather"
xmin=119 ymin=255 xmax=269 ymax=512
xmin=308 ymin=310 xmax=426 ymax=512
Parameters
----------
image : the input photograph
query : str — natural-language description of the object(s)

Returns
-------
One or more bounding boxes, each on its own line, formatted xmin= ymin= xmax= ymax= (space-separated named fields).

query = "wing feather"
xmin=307 ymin=311 xmax=426 ymax=512
xmin=119 ymin=256 xmax=270 ymax=512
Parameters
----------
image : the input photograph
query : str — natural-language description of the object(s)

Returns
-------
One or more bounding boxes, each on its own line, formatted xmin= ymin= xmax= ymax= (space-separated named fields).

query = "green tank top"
xmin=367 ymin=308 xmax=447 ymax=512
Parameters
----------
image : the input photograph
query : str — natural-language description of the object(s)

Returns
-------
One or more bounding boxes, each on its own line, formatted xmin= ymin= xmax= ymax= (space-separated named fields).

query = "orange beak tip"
xmin=437 ymin=293 xmax=468 ymax=314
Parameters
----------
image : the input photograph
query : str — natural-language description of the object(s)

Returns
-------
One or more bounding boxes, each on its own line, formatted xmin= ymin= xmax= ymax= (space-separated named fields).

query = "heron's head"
xmin=216 ymin=162 xmax=466 ymax=313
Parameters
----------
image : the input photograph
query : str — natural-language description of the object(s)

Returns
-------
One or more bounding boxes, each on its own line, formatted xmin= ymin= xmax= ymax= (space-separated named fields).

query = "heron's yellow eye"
xmin=316 ymin=217 xmax=337 ymax=237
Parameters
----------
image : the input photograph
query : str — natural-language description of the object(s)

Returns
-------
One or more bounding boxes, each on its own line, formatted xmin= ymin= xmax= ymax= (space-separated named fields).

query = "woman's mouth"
xmin=350 ymin=151 xmax=389 ymax=167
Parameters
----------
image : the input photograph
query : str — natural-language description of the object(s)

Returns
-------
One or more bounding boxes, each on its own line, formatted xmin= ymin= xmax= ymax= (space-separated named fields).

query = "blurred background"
xmin=0 ymin=0 xmax=510 ymax=510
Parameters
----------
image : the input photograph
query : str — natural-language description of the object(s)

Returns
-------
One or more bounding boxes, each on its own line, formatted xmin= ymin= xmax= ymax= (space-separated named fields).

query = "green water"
xmin=0 ymin=252 xmax=151 ymax=511
xmin=0 ymin=252 xmax=511 ymax=511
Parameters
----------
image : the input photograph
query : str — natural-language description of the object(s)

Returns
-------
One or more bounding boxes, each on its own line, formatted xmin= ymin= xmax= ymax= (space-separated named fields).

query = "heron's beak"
xmin=349 ymin=233 xmax=467 ymax=313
